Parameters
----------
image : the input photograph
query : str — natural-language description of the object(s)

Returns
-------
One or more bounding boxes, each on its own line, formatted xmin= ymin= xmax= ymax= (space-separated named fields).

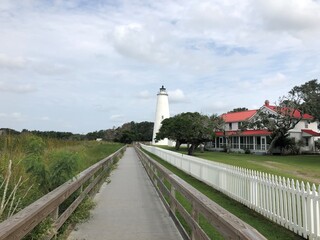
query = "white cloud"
xmin=0 ymin=54 xmax=27 ymax=69
xmin=0 ymin=112 xmax=26 ymax=122
xmin=168 ymin=89 xmax=187 ymax=103
xmin=33 ymin=63 xmax=70 ymax=76
xmin=182 ymin=1 xmax=245 ymax=33
xmin=0 ymin=81 xmax=37 ymax=93
xmin=137 ymin=90 xmax=152 ymax=99
xmin=111 ymin=23 xmax=172 ymax=64
xmin=40 ymin=116 xmax=50 ymax=121
xmin=261 ymin=73 xmax=287 ymax=87
xmin=236 ymin=73 xmax=290 ymax=96
xmin=0 ymin=1 xmax=319 ymax=132
xmin=110 ymin=114 xmax=124 ymax=121
xmin=253 ymin=0 xmax=320 ymax=32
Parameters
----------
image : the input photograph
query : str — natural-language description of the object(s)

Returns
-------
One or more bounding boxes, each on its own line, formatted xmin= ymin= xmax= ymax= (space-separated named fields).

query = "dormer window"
xmin=305 ymin=121 xmax=309 ymax=129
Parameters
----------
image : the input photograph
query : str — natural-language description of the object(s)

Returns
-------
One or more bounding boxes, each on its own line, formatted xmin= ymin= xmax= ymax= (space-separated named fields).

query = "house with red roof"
xmin=206 ymin=100 xmax=320 ymax=154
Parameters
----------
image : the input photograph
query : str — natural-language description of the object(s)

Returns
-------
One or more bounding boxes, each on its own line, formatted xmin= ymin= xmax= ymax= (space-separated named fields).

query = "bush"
xmin=244 ymin=148 xmax=251 ymax=154
xmin=25 ymin=150 xmax=79 ymax=194
xmin=49 ymin=151 xmax=79 ymax=190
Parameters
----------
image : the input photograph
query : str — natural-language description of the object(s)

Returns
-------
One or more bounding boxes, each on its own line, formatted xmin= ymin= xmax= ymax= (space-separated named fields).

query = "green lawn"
xmin=162 ymin=146 xmax=320 ymax=185
xmin=143 ymin=149 xmax=303 ymax=240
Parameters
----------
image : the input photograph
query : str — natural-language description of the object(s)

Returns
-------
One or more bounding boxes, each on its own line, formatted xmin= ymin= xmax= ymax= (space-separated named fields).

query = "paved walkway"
xmin=68 ymin=147 xmax=182 ymax=240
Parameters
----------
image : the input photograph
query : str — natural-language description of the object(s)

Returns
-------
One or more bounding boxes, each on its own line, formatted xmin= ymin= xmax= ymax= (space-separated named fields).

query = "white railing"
xmin=141 ymin=144 xmax=320 ymax=240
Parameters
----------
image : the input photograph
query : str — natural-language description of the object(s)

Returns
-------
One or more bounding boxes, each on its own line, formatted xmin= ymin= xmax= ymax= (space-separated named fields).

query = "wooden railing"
xmin=0 ymin=146 xmax=126 ymax=240
xmin=135 ymin=145 xmax=266 ymax=240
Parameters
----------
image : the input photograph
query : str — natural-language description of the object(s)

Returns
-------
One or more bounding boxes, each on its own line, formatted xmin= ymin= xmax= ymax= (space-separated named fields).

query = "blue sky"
xmin=1 ymin=0 xmax=320 ymax=133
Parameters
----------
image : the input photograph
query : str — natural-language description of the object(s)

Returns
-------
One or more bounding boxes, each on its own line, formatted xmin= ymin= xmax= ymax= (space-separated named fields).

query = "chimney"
xmin=264 ymin=100 xmax=270 ymax=106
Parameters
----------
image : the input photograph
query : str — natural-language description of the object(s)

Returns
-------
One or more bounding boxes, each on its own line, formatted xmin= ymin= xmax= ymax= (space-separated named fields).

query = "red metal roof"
xmin=220 ymin=103 xmax=315 ymax=124
xmin=215 ymin=130 xmax=272 ymax=137
xmin=301 ymin=129 xmax=320 ymax=136
xmin=265 ymin=105 xmax=314 ymax=120
xmin=221 ymin=110 xmax=257 ymax=123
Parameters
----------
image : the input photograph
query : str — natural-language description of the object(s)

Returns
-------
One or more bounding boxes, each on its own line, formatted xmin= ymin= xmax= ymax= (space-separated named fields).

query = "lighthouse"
xmin=152 ymin=86 xmax=170 ymax=145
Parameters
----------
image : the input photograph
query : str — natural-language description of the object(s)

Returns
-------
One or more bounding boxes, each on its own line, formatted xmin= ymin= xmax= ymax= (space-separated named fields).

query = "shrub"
xmin=244 ymin=148 xmax=251 ymax=154
xmin=48 ymin=151 xmax=79 ymax=191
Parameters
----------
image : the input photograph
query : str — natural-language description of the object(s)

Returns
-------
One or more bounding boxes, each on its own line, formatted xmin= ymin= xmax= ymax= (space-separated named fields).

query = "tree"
xmin=156 ymin=112 xmax=216 ymax=155
xmin=211 ymin=114 xmax=235 ymax=152
xmin=228 ymin=107 xmax=248 ymax=113
xmin=86 ymin=121 xmax=154 ymax=143
xmin=155 ymin=115 xmax=187 ymax=150
xmin=290 ymin=79 xmax=320 ymax=126
xmin=248 ymin=94 xmax=304 ymax=154
xmin=115 ymin=121 xmax=154 ymax=143
xmin=135 ymin=121 xmax=154 ymax=141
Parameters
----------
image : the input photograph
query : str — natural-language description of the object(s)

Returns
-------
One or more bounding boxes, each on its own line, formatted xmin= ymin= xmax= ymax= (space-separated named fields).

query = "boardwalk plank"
xmin=68 ymin=147 xmax=182 ymax=240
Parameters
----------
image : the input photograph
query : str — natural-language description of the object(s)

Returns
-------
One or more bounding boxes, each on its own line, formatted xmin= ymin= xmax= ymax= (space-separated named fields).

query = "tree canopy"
xmin=156 ymin=112 xmax=217 ymax=155
xmin=289 ymin=79 xmax=320 ymax=125
xmin=10 ymin=121 xmax=154 ymax=143
xmin=85 ymin=121 xmax=154 ymax=143
xmin=228 ymin=107 xmax=248 ymax=113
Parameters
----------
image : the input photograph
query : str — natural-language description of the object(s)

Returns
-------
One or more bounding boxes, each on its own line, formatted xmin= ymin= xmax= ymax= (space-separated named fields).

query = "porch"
xmin=205 ymin=135 xmax=269 ymax=153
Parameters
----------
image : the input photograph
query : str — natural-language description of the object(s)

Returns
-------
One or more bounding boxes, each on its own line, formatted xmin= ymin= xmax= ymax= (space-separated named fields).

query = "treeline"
xmin=86 ymin=121 xmax=154 ymax=143
xmin=0 ymin=121 xmax=154 ymax=144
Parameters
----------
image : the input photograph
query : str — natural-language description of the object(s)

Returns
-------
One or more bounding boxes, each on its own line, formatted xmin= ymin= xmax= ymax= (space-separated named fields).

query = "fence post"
xmin=170 ymin=186 xmax=176 ymax=213
xmin=191 ymin=201 xmax=199 ymax=240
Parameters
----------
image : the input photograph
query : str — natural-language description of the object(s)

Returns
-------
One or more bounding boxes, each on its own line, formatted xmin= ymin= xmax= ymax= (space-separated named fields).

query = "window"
xmin=305 ymin=121 xmax=309 ymax=129
xmin=256 ymin=136 xmax=261 ymax=145
xmin=229 ymin=123 xmax=232 ymax=130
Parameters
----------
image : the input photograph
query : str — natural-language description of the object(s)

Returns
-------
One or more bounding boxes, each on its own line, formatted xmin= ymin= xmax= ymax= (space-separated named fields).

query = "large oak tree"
xmin=290 ymin=79 xmax=320 ymax=127
xmin=156 ymin=112 xmax=218 ymax=155
xmin=248 ymin=88 xmax=306 ymax=154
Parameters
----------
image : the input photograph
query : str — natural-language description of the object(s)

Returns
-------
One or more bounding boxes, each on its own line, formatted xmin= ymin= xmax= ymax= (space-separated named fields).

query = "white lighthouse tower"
xmin=152 ymin=86 xmax=170 ymax=145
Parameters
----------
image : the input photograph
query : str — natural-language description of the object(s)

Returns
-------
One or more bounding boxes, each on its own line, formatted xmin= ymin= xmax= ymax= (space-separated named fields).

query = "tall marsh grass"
xmin=0 ymin=133 xmax=123 ymax=222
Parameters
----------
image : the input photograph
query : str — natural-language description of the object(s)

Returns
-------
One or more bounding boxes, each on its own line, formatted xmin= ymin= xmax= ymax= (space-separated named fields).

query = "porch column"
xmin=253 ymin=136 xmax=256 ymax=150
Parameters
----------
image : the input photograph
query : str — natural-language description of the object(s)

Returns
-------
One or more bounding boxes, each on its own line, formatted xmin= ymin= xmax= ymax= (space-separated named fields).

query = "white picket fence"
xmin=141 ymin=144 xmax=320 ymax=240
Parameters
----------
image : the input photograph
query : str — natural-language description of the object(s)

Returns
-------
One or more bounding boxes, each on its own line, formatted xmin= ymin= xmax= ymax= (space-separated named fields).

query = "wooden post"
xmin=49 ymin=206 xmax=59 ymax=238
xmin=191 ymin=202 xmax=199 ymax=240
xmin=170 ymin=186 xmax=176 ymax=213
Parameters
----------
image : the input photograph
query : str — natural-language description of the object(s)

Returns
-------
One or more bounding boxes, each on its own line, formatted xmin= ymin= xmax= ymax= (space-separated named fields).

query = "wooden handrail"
xmin=0 ymin=145 xmax=126 ymax=240
xmin=135 ymin=145 xmax=266 ymax=240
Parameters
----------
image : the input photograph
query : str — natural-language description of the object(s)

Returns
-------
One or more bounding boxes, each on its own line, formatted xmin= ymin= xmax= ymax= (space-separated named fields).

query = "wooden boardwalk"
xmin=68 ymin=147 xmax=182 ymax=240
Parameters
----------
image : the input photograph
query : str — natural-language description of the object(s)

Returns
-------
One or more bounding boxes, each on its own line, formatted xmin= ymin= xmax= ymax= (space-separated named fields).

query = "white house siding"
xmin=292 ymin=120 xmax=318 ymax=132
xmin=289 ymin=120 xmax=320 ymax=152
xmin=288 ymin=131 xmax=301 ymax=142
xmin=224 ymin=122 xmax=239 ymax=131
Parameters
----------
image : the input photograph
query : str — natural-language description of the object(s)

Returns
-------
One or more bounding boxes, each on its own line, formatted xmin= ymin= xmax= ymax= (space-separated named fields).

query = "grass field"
xmin=162 ymin=146 xmax=320 ymax=185
xmin=143 ymin=149 xmax=303 ymax=240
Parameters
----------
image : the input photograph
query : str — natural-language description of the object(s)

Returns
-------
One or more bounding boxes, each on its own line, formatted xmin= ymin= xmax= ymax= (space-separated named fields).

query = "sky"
xmin=1 ymin=0 xmax=320 ymax=134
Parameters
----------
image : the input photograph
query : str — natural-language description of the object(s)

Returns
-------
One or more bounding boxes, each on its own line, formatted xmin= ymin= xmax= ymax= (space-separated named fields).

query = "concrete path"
xmin=68 ymin=147 xmax=182 ymax=240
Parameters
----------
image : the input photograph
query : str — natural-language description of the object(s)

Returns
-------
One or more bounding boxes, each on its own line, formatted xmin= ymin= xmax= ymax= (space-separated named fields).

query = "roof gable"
xmin=264 ymin=105 xmax=314 ymax=120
